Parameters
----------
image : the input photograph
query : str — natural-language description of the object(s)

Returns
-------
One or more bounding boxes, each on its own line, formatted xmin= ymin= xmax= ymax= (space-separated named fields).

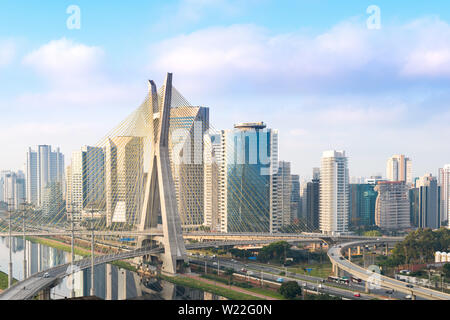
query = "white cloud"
xmin=149 ymin=17 xmax=450 ymax=95
xmin=18 ymin=38 xmax=143 ymax=110
xmin=23 ymin=38 xmax=104 ymax=86
xmin=0 ymin=41 xmax=16 ymax=67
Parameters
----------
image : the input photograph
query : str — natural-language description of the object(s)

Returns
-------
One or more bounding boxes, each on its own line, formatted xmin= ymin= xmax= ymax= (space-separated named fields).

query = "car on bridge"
xmin=43 ymin=272 xmax=49 ymax=278
xmin=276 ymin=278 xmax=284 ymax=283
xmin=353 ymin=292 xmax=361 ymax=298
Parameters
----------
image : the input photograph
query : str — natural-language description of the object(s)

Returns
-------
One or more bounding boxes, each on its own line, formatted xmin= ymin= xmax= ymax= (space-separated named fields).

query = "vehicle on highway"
xmin=241 ymin=268 xmax=247 ymax=273
xmin=406 ymin=284 xmax=414 ymax=288
xmin=400 ymin=270 xmax=411 ymax=275
xmin=43 ymin=272 xmax=50 ymax=278
xmin=385 ymin=290 xmax=394 ymax=294
xmin=405 ymin=295 xmax=412 ymax=299
xmin=247 ymin=271 xmax=254 ymax=276
xmin=276 ymin=277 xmax=284 ymax=283
xmin=351 ymin=276 xmax=362 ymax=284
xmin=354 ymin=292 xmax=361 ymax=298
xmin=339 ymin=257 xmax=344 ymax=260
xmin=213 ymin=262 xmax=218 ymax=266
xmin=328 ymin=276 xmax=340 ymax=283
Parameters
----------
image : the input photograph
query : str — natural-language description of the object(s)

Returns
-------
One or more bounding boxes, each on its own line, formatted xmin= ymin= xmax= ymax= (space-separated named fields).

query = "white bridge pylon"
xmin=138 ymin=73 xmax=187 ymax=274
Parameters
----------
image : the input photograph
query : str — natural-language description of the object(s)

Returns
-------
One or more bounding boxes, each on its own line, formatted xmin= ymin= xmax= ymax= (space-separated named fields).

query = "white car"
xmin=43 ymin=272 xmax=50 ymax=278
xmin=405 ymin=295 xmax=412 ymax=300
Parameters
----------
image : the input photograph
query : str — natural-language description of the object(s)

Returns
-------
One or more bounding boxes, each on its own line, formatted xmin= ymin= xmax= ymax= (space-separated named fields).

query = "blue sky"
xmin=0 ymin=0 xmax=449 ymax=179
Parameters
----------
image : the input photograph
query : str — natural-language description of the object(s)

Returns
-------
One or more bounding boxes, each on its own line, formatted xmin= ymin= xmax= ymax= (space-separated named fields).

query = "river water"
xmin=0 ymin=237 xmax=224 ymax=300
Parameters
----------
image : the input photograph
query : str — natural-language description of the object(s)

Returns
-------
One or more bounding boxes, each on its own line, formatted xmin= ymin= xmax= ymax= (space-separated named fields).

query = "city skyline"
xmin=0 ymin=1 xmax=449 ymax=178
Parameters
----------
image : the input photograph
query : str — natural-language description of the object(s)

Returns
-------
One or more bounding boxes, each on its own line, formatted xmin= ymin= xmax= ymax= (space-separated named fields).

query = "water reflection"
xmin=0 ymin=237 xmax=225 ymax=300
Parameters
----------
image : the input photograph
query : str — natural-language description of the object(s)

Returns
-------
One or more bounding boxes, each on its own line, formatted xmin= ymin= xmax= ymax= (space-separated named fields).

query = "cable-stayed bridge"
xmin=4 ymin=73 xmax=441 ymax=300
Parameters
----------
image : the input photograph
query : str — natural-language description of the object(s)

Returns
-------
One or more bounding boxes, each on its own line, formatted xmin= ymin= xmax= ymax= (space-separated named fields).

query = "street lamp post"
xmin=90 ymin=206 xmax=95 ymax=297
xmin=22 ymin=201 xmax=27 ymax=279
xmin=8 ymin=198 xmax=13 ymax=288
xmin=70 ymin=205 xmax=76 ymax=298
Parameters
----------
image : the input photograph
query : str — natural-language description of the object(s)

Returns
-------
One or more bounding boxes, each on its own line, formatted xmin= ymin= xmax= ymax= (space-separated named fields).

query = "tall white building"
xmin=26 ymin=145 xmax=64 ymax=207
xmin=439 ymin=164 xmax=450 ymax=226
xmin=374 ymin=181 xmax=410 ymax=230
xmin=0 ymin=171 xmax=26 ymax=211
xmin=386 ymin=154 xmax=412 ymax=184
xmin=66 ymin=146 xmax=105 ymax=221
xmin=272 ymin=161 xmax=292 ymax=229
xmin=319 ymin=150 xmax=349 ymax=235
xmin=169 ymin=106 xmax=209 ymax=227
xmin=203 ymin=133 xmax=221 ymax=231
xmin=105 ymin=137 xmax=144 ymax=227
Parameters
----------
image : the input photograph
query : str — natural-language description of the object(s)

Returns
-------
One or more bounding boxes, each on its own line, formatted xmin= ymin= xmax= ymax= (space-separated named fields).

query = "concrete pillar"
xmin=385 ymin=244 xmax=389 ymax=255
xmin=411 ymin=294 xmax=416 ymax=300
xmin=38 ymin=288 xmax=51 ymax=300
xmin=118 ymin=270 xmax=127 ymax=300
xmin=106 ymin=264 xmax=112 ymax=300
xmin=348 ymin=248 xmax=352 ymax=262
xmin=334 ymin=265 xmax=339 ymax=277
xmin=365 ymin=281 xmax=370 ymax=294
xmin=357 ymin=246 xmax=361 ymax=255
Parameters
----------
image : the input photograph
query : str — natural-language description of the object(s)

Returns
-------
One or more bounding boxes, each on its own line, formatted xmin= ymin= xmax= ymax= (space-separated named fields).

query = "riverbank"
xmin=160 ymin=274 xmax=266 ymax=300
xmin=25 ymin=236 xmax=137 ymax=272
xmin=0 ymin=271 xmax=18 ymax=291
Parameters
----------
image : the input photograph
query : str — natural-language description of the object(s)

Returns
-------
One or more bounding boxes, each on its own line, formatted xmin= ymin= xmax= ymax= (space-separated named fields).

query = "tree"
xmin=364 ymin=230 xmax=382 ymax=237
xmin=224 ymin=268 xmax=234 ymax=287
xmin=278 ymin=281 xmax=302 ymax=299
xmin=443 ymin=264 xmax=450 ymax=278
xmin=257 ymin=241 xmax=292 ymax=263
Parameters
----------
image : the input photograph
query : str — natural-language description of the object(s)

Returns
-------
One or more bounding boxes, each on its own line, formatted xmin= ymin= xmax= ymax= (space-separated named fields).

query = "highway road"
xmin=189 ymin=256 xmax=379 ymax=300
xmin=328 ymin=240 xmax=450 ymax=300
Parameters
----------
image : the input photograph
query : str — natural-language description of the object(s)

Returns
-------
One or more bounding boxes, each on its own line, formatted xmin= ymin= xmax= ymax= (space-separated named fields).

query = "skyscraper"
xmin=26 ymin=145 xmax=64 ymax=207
xmin=0 ymin=171 xmax=26 ymax=211
xmin=410 ymin=174 xmax=441 ymax=229
xmin=319 ymin=150 xmax=349 ymax=235
xmin=349 ymin=184 xmax=377 ymax=227
xmin=203 ymin=133 xmax=221 ymax=231
xmin=105 ymin=137 xmax=144 ymax=226
xmin=374 ymin=181 xmax=410 ymax=231
xmin=169 ymin=106 xmax=209 ymax=227
xmin=217 ymin=122 xmax=278 ymax=233
xmin=272 ymin=161 xmax=292 ymax=229
xmin=306 ymin=177 xmax=320 ymax=231
xmin=66 ymin=146 xmax=105 ymax=221
xmin=386 ymin=154 xmax=412 ymax=184
xmin=290 ymin=174 xmax=301 ymax=221
xmin=439 ymin=165 xmax=450 ymax=226
xmin=26 ymin=148 xmax=38 ymax=206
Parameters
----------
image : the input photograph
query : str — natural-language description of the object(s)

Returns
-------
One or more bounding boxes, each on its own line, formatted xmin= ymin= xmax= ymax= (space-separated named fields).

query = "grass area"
xmin=26 ymin=236 xmax=90 ymax=257
xmin=160 ymin=274 xmax=264 ymax=300
xmin=288 ymin=263 xmax=333 ymax=278
xmin=0 ymin=271 xmax=18 ymax=290
xmin=25 ymin=236 xmax=137 ymax=272
xmin=201 ymin=273 xmax=285 ymax=299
